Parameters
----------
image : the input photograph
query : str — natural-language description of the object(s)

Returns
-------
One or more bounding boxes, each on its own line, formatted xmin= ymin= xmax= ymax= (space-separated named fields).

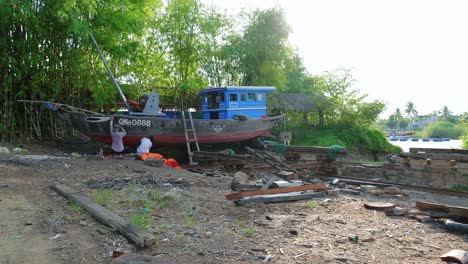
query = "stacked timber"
xmin=400 ymin=148 xmax=468 ymax=175
xmin=264 ymin=143 xmax=348 ymax=162
xmin=192 ymin=150 xmax=251 ymax=169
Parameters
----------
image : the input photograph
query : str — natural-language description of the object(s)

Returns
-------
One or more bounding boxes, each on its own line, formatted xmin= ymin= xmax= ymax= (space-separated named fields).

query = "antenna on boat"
xmin=89 ymin=32 xmax=131 ymax=110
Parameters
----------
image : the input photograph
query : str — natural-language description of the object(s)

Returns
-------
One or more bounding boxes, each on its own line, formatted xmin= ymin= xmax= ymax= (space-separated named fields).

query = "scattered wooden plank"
xmin=440 ymin=249 xmax=468 ymax=264
xmin=415 ymin=201 xmax=468 ymax=221
xmin=364 ymin=202 xmax=395 ymax=210
xmin=272 ymin=180 xmax=304 ymax=188
xmin=226 ymin=183 xmax=327 ymax=201
xmin=51 ymin=184 xmax=156 ymax=248
xmin=407 ymin=209 xmax=449 ymax=218
xmin=410 ymin=148 xmax=468 ymax=155
xmin=235 ymin=191 xmax=325 ymax=205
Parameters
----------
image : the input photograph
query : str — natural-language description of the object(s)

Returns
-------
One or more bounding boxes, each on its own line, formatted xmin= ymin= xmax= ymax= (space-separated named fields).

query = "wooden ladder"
xmin=181 ymin=111 xmax=200 ymax=165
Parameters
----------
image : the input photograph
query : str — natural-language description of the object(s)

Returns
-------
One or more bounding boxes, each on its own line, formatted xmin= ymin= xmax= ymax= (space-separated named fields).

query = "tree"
xmin=405 ymin=101 xmax=418 ymax=130
xmin=405 ymin=101 xmax=418 ymax=118
xmin=394 ymin=108 xmax=403 ymax=130
xmin=238 ymin=8 xmax=291 ymax=90
xmin=439 ymin=105 xmax=453 ymax=121
xmin=313 ymin=69 xmax=385 ymax=127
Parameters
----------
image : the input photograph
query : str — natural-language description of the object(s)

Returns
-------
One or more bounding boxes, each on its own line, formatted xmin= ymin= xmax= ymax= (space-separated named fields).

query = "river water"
xmin=390 ymin=139 xmax=463 ymax=152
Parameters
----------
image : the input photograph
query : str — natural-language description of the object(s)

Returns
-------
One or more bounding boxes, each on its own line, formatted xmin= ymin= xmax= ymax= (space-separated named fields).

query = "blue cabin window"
xmin=230 ymin=94 xmax=237 ymax=101
xmin=248 ymin=93 xmax=255 ymax=100
xmin=240 ymin=94 xmax=246 ymax=102
xmin=258 ymin=93 xmax=264 ymax=101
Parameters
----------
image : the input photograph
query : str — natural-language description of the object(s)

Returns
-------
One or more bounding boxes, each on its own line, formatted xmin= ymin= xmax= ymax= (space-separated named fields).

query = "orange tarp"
xmin=140 ymin=152 xmax=181 ymax=170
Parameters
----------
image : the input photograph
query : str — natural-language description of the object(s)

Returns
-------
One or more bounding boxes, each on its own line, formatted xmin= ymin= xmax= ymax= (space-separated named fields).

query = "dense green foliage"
xmin=292 ymin=124 xmax=401 ymax=154
xmin=421 ymin=121 xmax=465 ymax=139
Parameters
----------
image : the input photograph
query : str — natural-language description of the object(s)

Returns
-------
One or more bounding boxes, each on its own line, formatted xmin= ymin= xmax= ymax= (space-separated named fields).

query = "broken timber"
xmin=235 ymin=191 xmax=326 ymax=205
xmin=51 ymin=183 xmax=156 ymax=248
xmin=226 ymin=183 xmax=327 ymax=200
xmin=245 ymin=146 xmax=305 ymax=178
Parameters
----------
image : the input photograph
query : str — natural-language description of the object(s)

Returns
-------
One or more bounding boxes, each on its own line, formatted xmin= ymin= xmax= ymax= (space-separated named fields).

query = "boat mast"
xmin=89 ymin=32 xmax=131 ymax=111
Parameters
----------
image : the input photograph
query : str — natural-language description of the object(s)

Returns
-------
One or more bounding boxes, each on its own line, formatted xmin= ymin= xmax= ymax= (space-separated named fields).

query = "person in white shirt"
xmin=110 ymin=116 xmax=126 ymax=155
xmin=136 ymin=137 xmax=153 ymax=156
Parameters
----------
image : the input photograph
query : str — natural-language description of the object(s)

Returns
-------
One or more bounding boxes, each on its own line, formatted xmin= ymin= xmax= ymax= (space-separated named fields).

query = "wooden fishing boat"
xmin=47 ymin=87 xmax=283 ymax=146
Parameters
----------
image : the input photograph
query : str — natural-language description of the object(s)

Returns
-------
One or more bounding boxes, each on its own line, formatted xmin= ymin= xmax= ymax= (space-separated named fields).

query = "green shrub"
xmin=131 ymin=212 xmax=154 ymax=230
xmin=292 ymin=124 xmax=401 ymax=154
xmin=92 ymin=189 xmax=115 ymax=207
xmin=421 ymin=121 xmax=464 ymax=139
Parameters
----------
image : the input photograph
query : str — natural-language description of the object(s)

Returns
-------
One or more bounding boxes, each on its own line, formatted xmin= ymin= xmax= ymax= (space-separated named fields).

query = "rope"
xmin=275 ymin=143 xmax=287 ymax=157
xmin=328 ymin=145 xmax=346 ymax=161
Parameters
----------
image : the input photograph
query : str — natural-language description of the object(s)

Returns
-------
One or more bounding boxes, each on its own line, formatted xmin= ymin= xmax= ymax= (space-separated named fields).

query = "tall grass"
xmin=291 ymin=124 xmax=401 ymax=154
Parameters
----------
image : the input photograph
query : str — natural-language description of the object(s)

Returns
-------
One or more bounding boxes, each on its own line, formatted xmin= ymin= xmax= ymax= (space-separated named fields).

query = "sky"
xmin=203 ymin=0 xmax=467 ymax=118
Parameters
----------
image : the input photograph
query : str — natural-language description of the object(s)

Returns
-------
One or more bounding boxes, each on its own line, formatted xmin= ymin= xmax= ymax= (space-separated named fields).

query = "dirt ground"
xmin=0 ymin=142 xmax=467 ymax=264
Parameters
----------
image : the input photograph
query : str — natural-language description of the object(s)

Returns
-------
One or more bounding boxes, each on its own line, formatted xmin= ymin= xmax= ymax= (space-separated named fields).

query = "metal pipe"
xmin=89 ymin=32 xmax=131 ymax=110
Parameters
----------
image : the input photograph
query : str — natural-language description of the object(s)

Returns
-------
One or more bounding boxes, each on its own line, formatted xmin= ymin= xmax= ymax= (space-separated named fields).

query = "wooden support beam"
xmin=410 ymin=148 xmax=468 ymax=155
xmin=235 ymin=191 xmax=326 ymax=205
xmin=51 ymin=184 xmax=156 ymax=248
xmin=400 ymin=152 xmax=468 ymax=162
xmin=226 ymin=183 xmax=327 ymax=201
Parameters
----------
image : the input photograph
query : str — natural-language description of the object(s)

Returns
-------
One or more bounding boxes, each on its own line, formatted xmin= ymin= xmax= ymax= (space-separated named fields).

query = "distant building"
xmin=411 ymin=115 xmax=439 ymax=130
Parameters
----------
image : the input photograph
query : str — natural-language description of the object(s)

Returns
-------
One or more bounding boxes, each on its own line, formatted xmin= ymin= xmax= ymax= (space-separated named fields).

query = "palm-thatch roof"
xmin=269 ymin=93 xmax=328 ymax=113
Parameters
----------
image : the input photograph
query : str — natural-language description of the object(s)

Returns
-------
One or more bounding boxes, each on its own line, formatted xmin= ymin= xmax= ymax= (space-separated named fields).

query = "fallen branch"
xmin=51 ymin=183 xmax=156 ymax=248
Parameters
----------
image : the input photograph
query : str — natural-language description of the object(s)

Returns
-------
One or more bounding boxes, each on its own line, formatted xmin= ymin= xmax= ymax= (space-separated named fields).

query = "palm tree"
xmin=440 ymin=106 xmax=452 ymax=120
xmin=395 ymin=108 xmax=403 ymax=131
xmin=405 ymin=101 xmax=418 ymax=130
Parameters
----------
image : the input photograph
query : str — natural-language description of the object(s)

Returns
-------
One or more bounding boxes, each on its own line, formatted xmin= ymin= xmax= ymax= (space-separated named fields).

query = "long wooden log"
xmin=445 ymin=220 xmax=468 ymax=234
xmin=235 ymin=191 xmax=326 ymax=205
xmin=51 ymin=184 xmax=156 ymax=248
xmin=226 ymin=183 xmax=327 ymax=200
